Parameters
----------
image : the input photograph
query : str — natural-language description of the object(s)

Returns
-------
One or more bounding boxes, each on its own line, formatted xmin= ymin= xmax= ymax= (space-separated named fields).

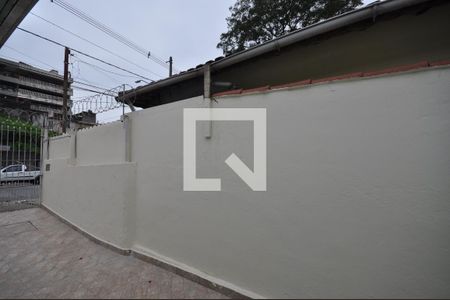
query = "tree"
xmin=217 ymin=0 xmax=363 ymax=55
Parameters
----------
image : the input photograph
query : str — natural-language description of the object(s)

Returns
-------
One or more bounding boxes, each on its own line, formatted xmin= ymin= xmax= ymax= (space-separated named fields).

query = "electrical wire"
xmin=70 ymin=58 xmax=128 ymax=102
xmin=73 ymin=80 xmax=112 ymax=92
xmin=0 ymin=54 xmax=18 ymax=61
xmin=53 ymin=0 xmax=147 ymax=56
xmin=29 ymin=12 xmax=164 ymax=78
xmin=17 ymin=27 xmax=155 ymax=82
xmin=74 ymin=60 xmax=122 ymax=85
xmin=51 ymin=0 xmax=178 ymax=72
xmin=72 ymin=85 xmax=116 ymax=96
xmin=2 ymin=45 xmax=60 ymax=70
xmin=72 ymin=55 xmax=140 ymax=79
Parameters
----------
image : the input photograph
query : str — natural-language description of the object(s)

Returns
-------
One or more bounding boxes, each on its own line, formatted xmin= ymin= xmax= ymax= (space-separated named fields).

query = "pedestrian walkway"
xmin=0 ymin=208 xmax=227 ymax=299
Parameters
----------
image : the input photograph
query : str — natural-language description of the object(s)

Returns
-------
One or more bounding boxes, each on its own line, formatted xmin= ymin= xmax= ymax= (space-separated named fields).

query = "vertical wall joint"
xmin=69 ymin=130 xmax=77 ymax=165
xmin=123 ymin=115 xmax=131 ymax=162
xmin=204 ymin=63 xmax=212 ymax=139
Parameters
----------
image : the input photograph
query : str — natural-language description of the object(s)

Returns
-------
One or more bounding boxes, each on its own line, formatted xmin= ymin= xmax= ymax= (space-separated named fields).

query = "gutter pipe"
xmin=122 ymin=0 xmax=430 ymax=101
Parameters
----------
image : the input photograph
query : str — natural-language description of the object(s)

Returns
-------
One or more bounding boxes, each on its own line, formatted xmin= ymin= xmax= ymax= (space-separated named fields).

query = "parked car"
xmin=0 ymin=164 xmax=41 ymax=184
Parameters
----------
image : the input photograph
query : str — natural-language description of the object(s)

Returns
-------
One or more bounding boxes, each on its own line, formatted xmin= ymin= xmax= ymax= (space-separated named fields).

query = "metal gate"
xmin=0 ymin=120 xmax=43 ymax=212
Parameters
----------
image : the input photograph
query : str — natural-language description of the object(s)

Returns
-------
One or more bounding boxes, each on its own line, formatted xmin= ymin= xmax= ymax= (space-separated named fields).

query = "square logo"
xmin=183 ymin=108 xmax=266 ymax=191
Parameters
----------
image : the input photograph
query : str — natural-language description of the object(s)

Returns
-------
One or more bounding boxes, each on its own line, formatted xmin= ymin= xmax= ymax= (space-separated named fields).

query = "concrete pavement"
xmin=0 ymin=208 xmax=228 ymax=299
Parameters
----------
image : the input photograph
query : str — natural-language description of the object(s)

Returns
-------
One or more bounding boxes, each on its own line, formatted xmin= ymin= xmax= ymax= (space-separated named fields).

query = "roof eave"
xmin=122 ymin=0 xmax=431 ymax=101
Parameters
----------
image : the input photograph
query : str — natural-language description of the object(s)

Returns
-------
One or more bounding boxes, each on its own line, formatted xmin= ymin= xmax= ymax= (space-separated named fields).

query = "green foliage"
xmin=0 ymin=114 xmax=59 ymax=137
xmin=0 ymin=114 xmax=59 ymax=155
xmin=218 ymin=0 xmax=363 ymax=55
xmin=0 ymin=114 xmax=39 ymax=131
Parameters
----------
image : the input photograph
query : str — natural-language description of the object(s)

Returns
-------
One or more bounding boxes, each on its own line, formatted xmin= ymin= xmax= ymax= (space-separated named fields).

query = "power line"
xmin=72 ymin=85 xmax=116 ymax=96
xmin=0 ymin=54 xmax=21 ymax=62
xmin=70 ymin=58 xmax=131 ymax=96
xmin=51 ymin=0 xmax=177 ymax=72
xmin=17 ymin=27 xmax=155 ymax=82
xmin=72 ymin=85 xmax=104 ymax=93
xmin=29 ymin=12 xmax=163 ymax=78
xmin=72 ymin=55 xmax=140 ymax=79
xmin=73 ymin=60 xmax=123 ymax=85
xmin=73 ymin=80 xmax=112 ymax=92
xmin=53 ymin=0 xmax=146 ymax=55
xmin=69 ymin=58 xmax=116 ymax=88
xmin=0 ymin=48 xmax=117 ymax=101
xmin=53 ymin=0 xmax=170 ymax=69
xmin=3 ymin=45 xmax=59 ymax=70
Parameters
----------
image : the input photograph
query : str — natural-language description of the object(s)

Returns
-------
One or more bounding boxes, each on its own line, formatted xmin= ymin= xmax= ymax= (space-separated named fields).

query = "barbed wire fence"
xmin=70 ymin=84 xmax=136 ymax=125
xmin=0 ymin=86 xmax=136 ymax=212
xmin=0 ymin=82 xmax=136 ymax=211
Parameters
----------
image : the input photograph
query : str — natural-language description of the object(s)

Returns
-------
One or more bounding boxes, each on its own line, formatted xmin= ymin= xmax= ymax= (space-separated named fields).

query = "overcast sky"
xmin=0 ymin=0 xmax=372 ymax=122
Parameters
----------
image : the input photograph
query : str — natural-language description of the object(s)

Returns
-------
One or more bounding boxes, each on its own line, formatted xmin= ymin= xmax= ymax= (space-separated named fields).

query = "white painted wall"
xmin=42 ymin=159 xmax=136 ymax=249
xmin=48 ymin=135 xmax=70 ymax=159
xmin=76 ymin=121 xmax=126 ymax=166
xmin=43 ymin=122 xmax=135 ymax=250
xmin=42 ymin=67 xmax=450 ymax=298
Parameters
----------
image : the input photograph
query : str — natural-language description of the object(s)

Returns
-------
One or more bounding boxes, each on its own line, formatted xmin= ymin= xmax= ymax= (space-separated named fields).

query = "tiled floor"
xmin=0 ymin=208 xmax=228 ymax=299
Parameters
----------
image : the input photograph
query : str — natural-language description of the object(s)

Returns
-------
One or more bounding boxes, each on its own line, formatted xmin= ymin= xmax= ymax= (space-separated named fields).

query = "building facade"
xmin=70 ymin=110 xmax=97 ymax=130
xmin=0 ymin=57 xmax=72 ymax=132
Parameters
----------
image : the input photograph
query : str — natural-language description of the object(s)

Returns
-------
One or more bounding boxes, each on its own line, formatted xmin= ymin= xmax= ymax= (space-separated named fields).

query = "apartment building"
xmin=0 ymin=57 xmax=72 ymax=132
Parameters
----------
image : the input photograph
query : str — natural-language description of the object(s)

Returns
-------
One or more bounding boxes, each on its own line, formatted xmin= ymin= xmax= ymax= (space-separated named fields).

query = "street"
xmin=0 ymin=183 xmax=39 ymax=202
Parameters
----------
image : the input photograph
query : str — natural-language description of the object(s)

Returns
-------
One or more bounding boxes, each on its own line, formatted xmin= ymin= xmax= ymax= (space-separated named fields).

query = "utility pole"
xmin=169 ymin=56 xmax=173 ymax=77
xmin=62 ymin=47 xmax=70 ymax=133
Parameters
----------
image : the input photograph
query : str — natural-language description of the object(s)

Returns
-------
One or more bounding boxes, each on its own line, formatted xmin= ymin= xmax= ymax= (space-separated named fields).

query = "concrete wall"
xmin=43 ymin=121 xmax=135 ymax=249
xmin=76 ymin=121 xmax=125 ymax=166
xmin=42 ymin=66 xmax=450 ymax=298
xmin=42 ymin=159 xmax=136 ymax=249
xmin=48 ymin=135 xmax=70 ymax=160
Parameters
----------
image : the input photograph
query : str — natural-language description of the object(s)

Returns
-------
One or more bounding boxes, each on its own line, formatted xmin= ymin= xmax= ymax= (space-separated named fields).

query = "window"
xmin=4 ymin=165 xmax=22 ymax=172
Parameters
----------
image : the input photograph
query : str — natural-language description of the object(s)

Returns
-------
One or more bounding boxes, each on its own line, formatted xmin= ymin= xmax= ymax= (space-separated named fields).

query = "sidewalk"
xmin=0 ymin=208 xmax=227 ymax=299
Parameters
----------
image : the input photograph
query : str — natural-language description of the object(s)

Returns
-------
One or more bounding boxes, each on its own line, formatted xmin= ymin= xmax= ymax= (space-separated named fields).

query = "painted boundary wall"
xmin=42 ymin=67 xmax=450 ymax=298
xmin=42 ymin=121 xmax=135 ymax=250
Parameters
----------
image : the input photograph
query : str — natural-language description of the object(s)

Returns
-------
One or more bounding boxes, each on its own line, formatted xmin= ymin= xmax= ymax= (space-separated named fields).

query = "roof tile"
xmin=363 ymin=61 xmax=429 ymax=77
xmin=240 ymin=85 xmax=271 ymax=95
xmin=430 ymin=60 xmax=450 ymax=67
xmin=213 ymin=59 xmax=450 ymax=98
xmin=213 ymin=89 xmax=243 ymax=97
xmin=271 ymin=79 xmax=312 ymax=90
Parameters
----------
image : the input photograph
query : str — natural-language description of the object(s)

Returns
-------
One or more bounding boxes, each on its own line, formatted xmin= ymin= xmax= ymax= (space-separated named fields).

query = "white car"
xmin=0 ymin=164 xmax=41 ymax=184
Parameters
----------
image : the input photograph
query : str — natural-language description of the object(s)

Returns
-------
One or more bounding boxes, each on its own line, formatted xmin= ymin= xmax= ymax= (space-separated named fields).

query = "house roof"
xmin=121 ymin=0 xmax=433 ymax=103
xmin=212 ymin=60 xmax=450 ymax=98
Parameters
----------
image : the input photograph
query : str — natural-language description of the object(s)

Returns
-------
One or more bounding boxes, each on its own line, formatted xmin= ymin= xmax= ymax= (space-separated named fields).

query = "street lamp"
xmin=135 ymin=79 xmax=150 ymax=84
